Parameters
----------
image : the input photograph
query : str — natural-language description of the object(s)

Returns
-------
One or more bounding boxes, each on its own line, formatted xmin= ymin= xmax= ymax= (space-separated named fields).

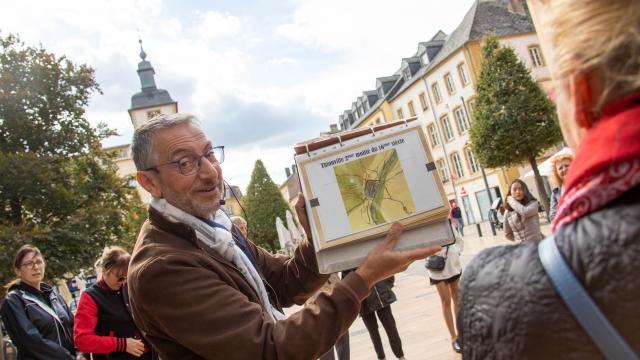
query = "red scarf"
xmin=552 ymin=92 xmax=640 ymax=232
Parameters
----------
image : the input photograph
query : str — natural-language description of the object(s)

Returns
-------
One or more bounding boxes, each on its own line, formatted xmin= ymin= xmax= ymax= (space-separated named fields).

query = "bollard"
xmin=476 ymin=223 xmax=483 ymax=237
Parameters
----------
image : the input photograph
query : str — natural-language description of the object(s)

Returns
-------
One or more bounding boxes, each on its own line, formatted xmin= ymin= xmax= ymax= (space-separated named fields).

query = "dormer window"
xmin=421 ymin=53 xmax=429 ymax=66
xmin=403 ymin=67 xmax=412 ymax=81
xmin=377 ymin=87 xmax=384 ymax=99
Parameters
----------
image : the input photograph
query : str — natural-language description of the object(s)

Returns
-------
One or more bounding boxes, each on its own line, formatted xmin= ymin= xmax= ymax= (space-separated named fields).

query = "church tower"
xmin=128 ymin=40 xmax=178 ymax=129
xmin=106 ymin=41 xmax=179 ymax=204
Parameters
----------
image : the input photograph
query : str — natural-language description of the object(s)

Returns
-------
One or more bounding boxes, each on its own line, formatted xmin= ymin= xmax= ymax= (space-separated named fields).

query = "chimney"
xmin=330 ymin=123 xmax=338 ymax=133
xmin=285 ymin=167 xmax=291 ymax=178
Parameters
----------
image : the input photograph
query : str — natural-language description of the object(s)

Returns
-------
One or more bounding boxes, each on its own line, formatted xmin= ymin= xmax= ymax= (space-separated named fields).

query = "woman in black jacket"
xmin=1 ymin=245 xmax=79 ymax=360
xmin=359 ymin=276 xmax=406 ymax=360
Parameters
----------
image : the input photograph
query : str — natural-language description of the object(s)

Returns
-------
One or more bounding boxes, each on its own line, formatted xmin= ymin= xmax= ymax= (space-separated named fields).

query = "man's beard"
xmin=162 ymin=182 xmax=221 ymax=219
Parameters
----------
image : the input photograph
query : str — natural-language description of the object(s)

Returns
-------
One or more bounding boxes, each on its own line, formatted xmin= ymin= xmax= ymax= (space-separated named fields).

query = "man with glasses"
xmin=127 ymin=113 xmax=439 ymax=359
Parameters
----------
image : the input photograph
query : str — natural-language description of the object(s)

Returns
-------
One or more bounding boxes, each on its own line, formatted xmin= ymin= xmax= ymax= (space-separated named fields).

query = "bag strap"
xmin=538 ymin=235 xmax=639 ymax=360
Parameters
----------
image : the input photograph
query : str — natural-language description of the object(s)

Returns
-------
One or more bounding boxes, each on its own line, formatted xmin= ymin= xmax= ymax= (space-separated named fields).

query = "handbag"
xmin=425 ymin=246 xmax=449 ymax=271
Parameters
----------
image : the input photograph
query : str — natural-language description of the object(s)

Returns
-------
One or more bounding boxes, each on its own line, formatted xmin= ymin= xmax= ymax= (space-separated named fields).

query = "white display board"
xmin=295 ymin=121 xmax=454 ymax=273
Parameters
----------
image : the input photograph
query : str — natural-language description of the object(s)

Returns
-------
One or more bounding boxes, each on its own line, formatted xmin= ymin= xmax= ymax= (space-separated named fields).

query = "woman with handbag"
xmin=426 ymin=239 xmax=462 ymax=353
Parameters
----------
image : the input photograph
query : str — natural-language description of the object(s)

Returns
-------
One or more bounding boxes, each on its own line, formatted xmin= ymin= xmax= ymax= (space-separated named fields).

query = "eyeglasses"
xmin=21 ymin=259 xmax=44 ymax=269
xmin=108 ymin=270 xmax=127 ymax=283
xmin=145 ymin=146 xmax=225 ymax=176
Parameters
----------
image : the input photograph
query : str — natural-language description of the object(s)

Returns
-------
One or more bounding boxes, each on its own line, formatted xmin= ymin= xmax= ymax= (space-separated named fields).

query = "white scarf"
xmin=150 ymin=198 xmax=285 ymax=321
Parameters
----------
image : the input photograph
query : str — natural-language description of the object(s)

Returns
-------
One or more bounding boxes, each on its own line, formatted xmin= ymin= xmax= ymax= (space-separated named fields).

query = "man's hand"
xmin=294 ymin=192 xmax=312 ymax=241
xmin=356 ymin=222 xmax=441 ymax=288
xmin=126 ymin=338 xmax=145 ymax=357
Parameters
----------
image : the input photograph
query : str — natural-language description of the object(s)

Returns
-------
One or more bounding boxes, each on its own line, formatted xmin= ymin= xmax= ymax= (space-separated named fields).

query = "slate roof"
xmin=340 ymin=0 xmax=535 ymax=129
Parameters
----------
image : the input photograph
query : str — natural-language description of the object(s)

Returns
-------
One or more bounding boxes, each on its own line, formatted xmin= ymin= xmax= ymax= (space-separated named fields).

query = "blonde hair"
xmin=549 ymin=153 xmax=573 ymax=188
xmin=95 ymin=246 xmax=130 ymax=276
xmin=545 ymin=0 xmax=640 ymax=115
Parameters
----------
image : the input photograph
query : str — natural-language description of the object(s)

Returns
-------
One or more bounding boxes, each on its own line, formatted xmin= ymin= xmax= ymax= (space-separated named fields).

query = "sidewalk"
xmin=288 ymin=220 xmax=551 ymax=360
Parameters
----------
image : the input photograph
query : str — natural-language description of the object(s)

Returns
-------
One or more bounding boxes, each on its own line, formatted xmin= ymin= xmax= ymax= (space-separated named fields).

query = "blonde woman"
xmin=459 ymin=0 xmax=640 ymax=358
xmin=548 ymin=153 xmax=573 ymax=221
xmin=74 ymin=247 xmax=152 ymax=359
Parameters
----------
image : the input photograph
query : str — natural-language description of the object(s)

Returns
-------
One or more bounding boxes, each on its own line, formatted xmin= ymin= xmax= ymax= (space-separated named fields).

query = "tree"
xmin=241 ymin=160 xmax=291 ymax=252
xmin=469 ymin=34 xmax=562 ymax=213
xmin=0 ymin=34 xmax=146 ymax=291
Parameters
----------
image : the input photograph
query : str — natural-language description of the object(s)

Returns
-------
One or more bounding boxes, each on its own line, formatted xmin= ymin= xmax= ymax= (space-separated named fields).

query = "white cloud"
xmin=1 ymin=0 xmax=480 ymax=191
xmin=195 ymin=11 xmax=245 ymax=40
xmin=267 ymin=57 xmax=300 ymax=67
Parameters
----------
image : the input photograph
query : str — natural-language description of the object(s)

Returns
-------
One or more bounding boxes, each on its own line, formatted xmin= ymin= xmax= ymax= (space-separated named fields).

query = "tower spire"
xmin=139 ymin=39 xmax=147 ymax=61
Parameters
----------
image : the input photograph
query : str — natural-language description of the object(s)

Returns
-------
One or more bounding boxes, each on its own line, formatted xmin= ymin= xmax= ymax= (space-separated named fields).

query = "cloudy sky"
xmin=2 ymin=0 xmax=475 ymax=191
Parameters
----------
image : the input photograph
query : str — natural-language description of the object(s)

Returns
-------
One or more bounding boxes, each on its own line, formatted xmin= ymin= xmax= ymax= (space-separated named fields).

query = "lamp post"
xmin=421 ymin=78 xmax=459 ymax=205
xmin=461 ymin=95 xmax=497 ymax=235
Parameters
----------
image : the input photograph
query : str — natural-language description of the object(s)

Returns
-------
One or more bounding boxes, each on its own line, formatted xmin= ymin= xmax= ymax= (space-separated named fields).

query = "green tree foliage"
xmin=469 ymin=34 xmax=562 ymax=212
xmin=241 ymin=160 xmax=290 ymax=252
xmin=0 ymin=34 xmax=146 ymax=290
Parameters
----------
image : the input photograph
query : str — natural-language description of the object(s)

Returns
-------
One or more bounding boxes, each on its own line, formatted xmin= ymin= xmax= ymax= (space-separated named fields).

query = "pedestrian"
xmin=126 ymin=113 xmax=440 ymax=359
xmin=449 ymin=201 xmax=464 ymax=236
xmin=359 ymin=276 xmax=406 ymax=360
xmin=503 ymin=179 xmax=543 ymax=242
xmin=229 ymin=215 xmax=248 ymax=238
xmin=73 ymin=246 xmax=152 ymax=359
xmin=426 ymin=238 xmax=463 ymax=353
xmin=1 ymin=245 xmax=83 ymax=359
xmin=548 ymin=153 xmax=573 ymax=221
xmin=458 ymin=0 xmax=640 ymax=357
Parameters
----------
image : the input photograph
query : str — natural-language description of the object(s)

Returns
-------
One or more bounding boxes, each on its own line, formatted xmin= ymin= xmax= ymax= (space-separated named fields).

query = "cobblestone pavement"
xmin=287 ymin=220 xmax=551 ymax=360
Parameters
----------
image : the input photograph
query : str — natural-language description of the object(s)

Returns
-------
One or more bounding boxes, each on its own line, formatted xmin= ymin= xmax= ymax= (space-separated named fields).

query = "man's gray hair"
xmin=131 ymin=113 xmax=201 ymax=171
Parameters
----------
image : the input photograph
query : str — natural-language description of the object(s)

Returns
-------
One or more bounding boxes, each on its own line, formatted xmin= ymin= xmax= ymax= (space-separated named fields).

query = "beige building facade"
xmin=334 ymin=0 xmax=555 ymax=224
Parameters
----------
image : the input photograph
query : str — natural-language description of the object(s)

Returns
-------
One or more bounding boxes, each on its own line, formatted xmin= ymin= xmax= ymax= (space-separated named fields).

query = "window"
xmin=465 ymin=147 xmax=479 ymax=174
xmin=528 ymin=45 xmax=544 ymax=67
xmin=357 ymin=104 xmax=364 ymax=117
xmin=467 ymin=98 xmax=476 ymax=120
xmin=431 ymin=82 xmax=442 ymax=103
xmin=419 ymin=92 xmax=428 ymax=111
xmin=396 ymin=108 xmax=404 ymax=119
xmin=458 ymin=63 xmax=470 ymax=86
xmin=441 ymin=115 xmax=454 ymax=141
xmin=377 ymin=87 xmax=384 ymax=99
xmin=451 ymin=152 xmax=464 ymax=179
xmin=147 ymin=109 xmax=161 ymax=119
xmin=437 ymin=159 xmax=449 ymax=183
xmin=403 ymin=67 xmax=412 ymax=81
xmin=427 ymin=123 xmax=440 ymax=147
xmin=444 ymin=73 xmax=456 ymax=95
xmin=421 ymin=53 xmax=430 ymax=66
xmin=363 ymin=100 xmax=369 ymax=111
xmin=408 ymin=101 xmax=416 ymax=117
xmin=453 ymin=107 xmax=469 ymax=133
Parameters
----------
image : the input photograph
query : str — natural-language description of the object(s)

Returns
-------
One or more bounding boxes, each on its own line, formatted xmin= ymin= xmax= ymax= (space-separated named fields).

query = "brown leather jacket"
xmin=127 ymin=207 xmax=369 ymax=360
